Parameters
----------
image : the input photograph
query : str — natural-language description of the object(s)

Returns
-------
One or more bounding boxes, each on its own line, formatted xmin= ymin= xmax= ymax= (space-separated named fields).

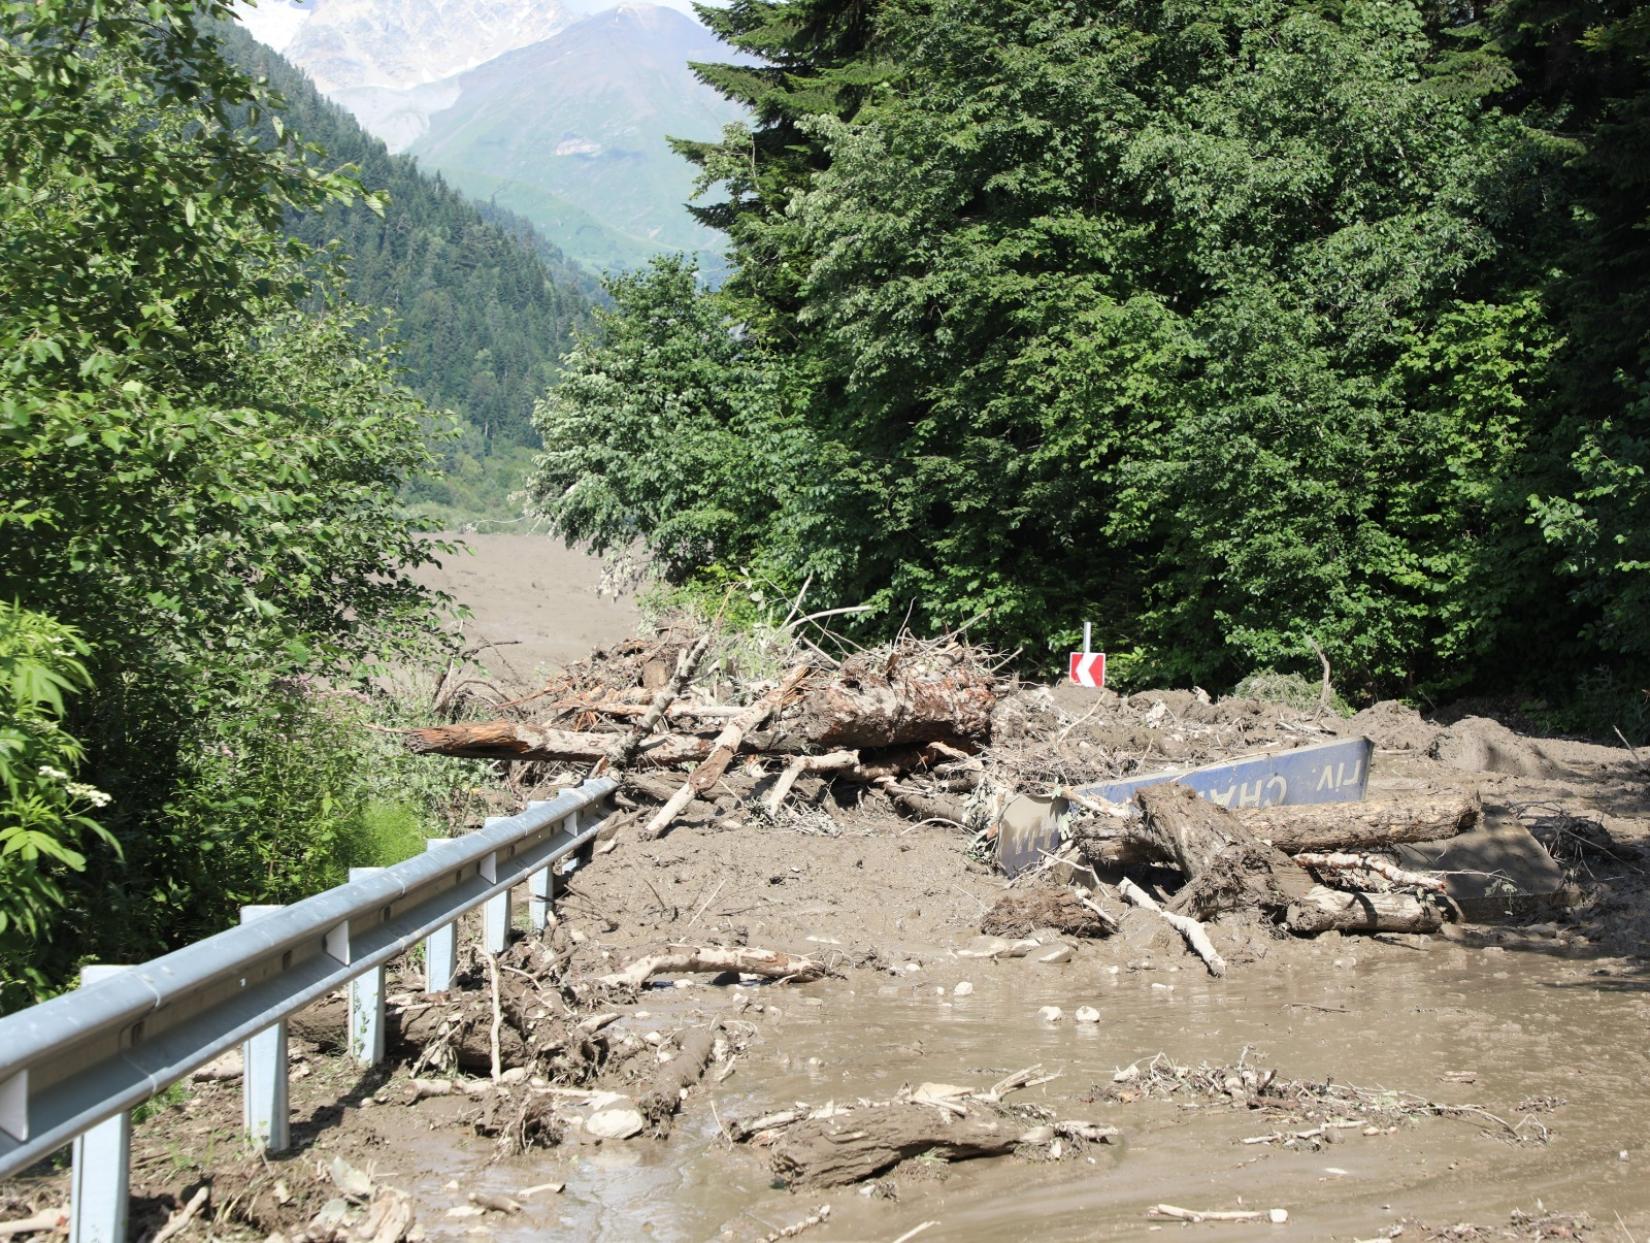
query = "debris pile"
xmin=401 ymin=619 xmax=1587 ymax=979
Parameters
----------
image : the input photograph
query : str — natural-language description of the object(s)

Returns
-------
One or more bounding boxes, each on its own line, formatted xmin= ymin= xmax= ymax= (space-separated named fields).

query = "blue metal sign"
xmin=996 ymin=735 xmax=1374 ymax=877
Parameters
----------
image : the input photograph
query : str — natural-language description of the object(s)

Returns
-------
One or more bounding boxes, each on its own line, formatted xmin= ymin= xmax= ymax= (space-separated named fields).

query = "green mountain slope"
xmin=220 ymin=22 xmax=600 ymax=450
xmin=408 ymin=4 xmax=746 ymax=275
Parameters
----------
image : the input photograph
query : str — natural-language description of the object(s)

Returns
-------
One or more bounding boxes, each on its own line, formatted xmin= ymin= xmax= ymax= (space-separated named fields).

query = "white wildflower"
xmin=37 ymin=765 xmax=71 ymax=782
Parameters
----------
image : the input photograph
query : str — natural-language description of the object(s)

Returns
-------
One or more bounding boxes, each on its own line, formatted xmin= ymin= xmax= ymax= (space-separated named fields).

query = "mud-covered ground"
xmin=4 ymin=538 xmax=1647 ymax=1242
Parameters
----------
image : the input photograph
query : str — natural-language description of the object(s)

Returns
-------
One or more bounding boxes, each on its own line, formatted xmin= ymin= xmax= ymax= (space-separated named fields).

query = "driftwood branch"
xmin=638 ymin=1021 xmax=722 ymax=1136
xmin=596 ymin=946 xmax=828 ymax=989
xmin=770 ymin=1105 xmax=1022 ymax=1187
xmin=1118 ymin=877 xmax=1227 ymax=977
xmin=611 ymin=632 xmax=714 ymax=770
xmin=1293 ymin=851 xmax=1448 ymax=893
xmin=765 ymin=750 xmax=861 ymax=814
xmin=1285 ymin=885 xmax=1448 ymax=935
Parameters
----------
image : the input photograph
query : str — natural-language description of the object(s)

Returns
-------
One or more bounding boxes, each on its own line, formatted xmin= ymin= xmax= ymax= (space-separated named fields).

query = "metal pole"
xmin=346 ymin=869 xmax=387 ymax=1066
xmin=70 ymin=967 xmax=130 ymax=1243
xmin=239 ymin=906 xmax=290 ymax=1153
xmin=1083 ymin=621 xmax=1092 ymax=654
xmin=482 ymin=817 xmax=511 ymax=955
xmin=422 ymin=839 xmax=457 ymax=993
xmin=526 ymin=802 xmax=556 ymax=932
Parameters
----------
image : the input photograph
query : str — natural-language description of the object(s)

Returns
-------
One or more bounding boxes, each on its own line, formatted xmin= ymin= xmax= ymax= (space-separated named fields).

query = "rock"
xmin=1075 ymin=1006 xmax=1100 ymax=1023
xmin=952 ymin=981 xmax=974 ymax=997
xmin=1037 ymin=1006 xmax=1063 ymax=1023
xmin=1019 ymin=1125 xmax=1055 ymax=1144
xmin=1034 ymin=945 xmax=1075 ymax=965
xmin=585 ymin=1107 xmax=646 ymax=1140
xmin=1269 ymin=1209 xmax=1289 ymax=1224
xmin=956 ymin=935 xmax=1040 ymax=960
xmin=328 ymin=1156 xmax=373 ymax=1201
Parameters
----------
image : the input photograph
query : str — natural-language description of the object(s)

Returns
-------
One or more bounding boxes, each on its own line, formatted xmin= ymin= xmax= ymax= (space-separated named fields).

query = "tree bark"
xmin=1285 ymin=885 xmax=1448 ymax=935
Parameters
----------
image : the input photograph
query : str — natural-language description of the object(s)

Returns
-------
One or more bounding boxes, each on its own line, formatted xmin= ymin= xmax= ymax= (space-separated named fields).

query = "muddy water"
xmin=387 ymin=941 xmax=1650 ymax=1241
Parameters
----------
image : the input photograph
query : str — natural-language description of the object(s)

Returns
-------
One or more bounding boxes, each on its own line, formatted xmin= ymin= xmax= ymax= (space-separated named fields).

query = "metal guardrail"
xmin=0 ymin=777 xmax=619 ymax=1241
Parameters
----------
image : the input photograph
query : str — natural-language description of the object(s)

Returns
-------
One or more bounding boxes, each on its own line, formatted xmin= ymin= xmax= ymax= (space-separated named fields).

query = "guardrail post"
xmin=240 ymin=906 xmax=290 ymax=1154
xmin=423 ymin=839 xmax=457 ymax=993
xmin=346 ymin=869 xmax=387 ymax=1066
xmin=70 ymin=966 xmax=130 ymax=1243
xmin=482 ymin=817 xmax=511 ymax=955
xmin=575 ymin=800 xmax=600 ymax=868
xmin=526 ymin=800 xmax=556 ymax=931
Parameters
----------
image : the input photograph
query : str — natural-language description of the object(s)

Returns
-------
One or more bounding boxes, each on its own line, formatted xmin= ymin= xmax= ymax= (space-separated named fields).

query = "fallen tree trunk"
xmin=404 ymin=722 xmax=717 ymax=768
xmin=638 ymin=1021 xmax=721 ymax=1136
xmin=1285 ymin=885 xmax=1448 ymax=935
xmin=1129 ymin=784 xmax=1313 ymax=920
xmin=596 ymin=946 xmax=828 ymax=989
xmin=770 ymin=1105 xmax=1023 ymax=1187
xmin=1076 ymin=790 xmax=1481 ymax=868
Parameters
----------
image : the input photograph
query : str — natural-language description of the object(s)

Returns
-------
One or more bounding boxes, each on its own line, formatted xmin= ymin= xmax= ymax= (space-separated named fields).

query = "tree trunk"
xmin=404 ymin=722 xmax=716 ymax=768
xmin=1285 ymin=885 xmax=1448 ymax=935
xmin=1128 ymin=783 xmax=1313 ymax=919
xmin=1077 ymin=790 xmax=1480 ymax=868
xmin=637 ymin=1021 xmax=721 ymax=1136
xmin=771 ymin=1106 xmax=1023 ymax=1187
xmin=794 ymin=650 xmax=995 ymax=748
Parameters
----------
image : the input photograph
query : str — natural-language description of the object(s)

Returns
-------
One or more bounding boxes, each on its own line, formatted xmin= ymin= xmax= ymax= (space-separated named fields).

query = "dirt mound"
xmin=1430 ymin=716 xmax=1560 ymax=778
xmin=980 ymin=887 xmax=1114 ymax=938
xmin=1339 ymin=700 xmax=1444 ymax=751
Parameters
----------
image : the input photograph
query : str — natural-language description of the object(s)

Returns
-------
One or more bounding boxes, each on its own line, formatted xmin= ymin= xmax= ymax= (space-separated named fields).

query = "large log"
xmin=1130 ymin=784 xmax=1313 ymax=919
xmin=795 ymin=650 xmax=995 ymax=749
xmin=1076 ymin=790 xmax=1480 ymax=868
xmin=404 ymin=721 xmax=715 ymax=768
xmin=1285 ymin=885 xmax=1447 ymax=935
xmin=637 ymin=1021 xmax=721 ymax=1136
xmin=771 ymin=1105 xmax=1022 ymax=1187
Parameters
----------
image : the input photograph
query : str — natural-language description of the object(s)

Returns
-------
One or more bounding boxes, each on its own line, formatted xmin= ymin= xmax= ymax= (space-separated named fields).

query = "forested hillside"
xmin=535 ymin=0 xmax=1650 ymax=728
xmin=219 ymin=22 xmax=600 ymax=451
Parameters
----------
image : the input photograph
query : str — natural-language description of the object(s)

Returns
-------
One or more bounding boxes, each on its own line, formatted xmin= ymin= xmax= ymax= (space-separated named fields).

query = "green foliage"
xmin=529 ymin=256 xmax=817 ymax=580
xmin=1231 ymin=669 xmax=1353 ymax=719
xmin=0 ymin=604 xmax=116 ymax=1009
xmin=0 ymin=0 xmax=472 ymax=998
xmin=536 ymin=0 xmax=1650 ymax=717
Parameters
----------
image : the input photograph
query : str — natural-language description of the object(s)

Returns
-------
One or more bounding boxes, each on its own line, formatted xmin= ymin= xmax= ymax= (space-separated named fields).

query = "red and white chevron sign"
xmin=1068 ymin=651 xmax=1106 ymax=688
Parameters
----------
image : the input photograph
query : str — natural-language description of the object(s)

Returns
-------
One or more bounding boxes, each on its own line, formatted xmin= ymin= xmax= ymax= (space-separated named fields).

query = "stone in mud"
xmin=953 ymin=981 xmax=974 ymax=996
xmin=585 ymin=1106 xmax=646 ymax=1140
xmin=956 ymin=935 xmax=1041 ymax=959
xmin=1038 ymin=1006 xmax=1063 ymax=1022
xmin=1075 ymin=1006 xmax=1101 ymax=1023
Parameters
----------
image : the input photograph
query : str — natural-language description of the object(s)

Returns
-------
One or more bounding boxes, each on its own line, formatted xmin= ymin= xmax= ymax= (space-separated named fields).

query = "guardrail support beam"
xmin=525 ymin=801 xmax=557 ymax=931
xmin=482 ymin=819 xmax=511 ymax=955
xmin=70 ymin=966 xmax=130 ymax=1243
xmin=346 ymin=870 xmax=387 ymax=1066
xmin=239 ymin=907 xmax=290 ymax=1154
xmin=423 ymin=840 xmax=457 ymax=993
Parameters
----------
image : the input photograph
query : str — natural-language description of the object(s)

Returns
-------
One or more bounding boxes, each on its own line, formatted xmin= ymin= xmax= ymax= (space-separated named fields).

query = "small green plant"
xmin=1231 ymin=668 xmax=1354 ymax=717
xmin=0 ymin=603 xmax=118 ymax=1011
xmin=132 ymin=1081 xmax=189 ymax=1127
